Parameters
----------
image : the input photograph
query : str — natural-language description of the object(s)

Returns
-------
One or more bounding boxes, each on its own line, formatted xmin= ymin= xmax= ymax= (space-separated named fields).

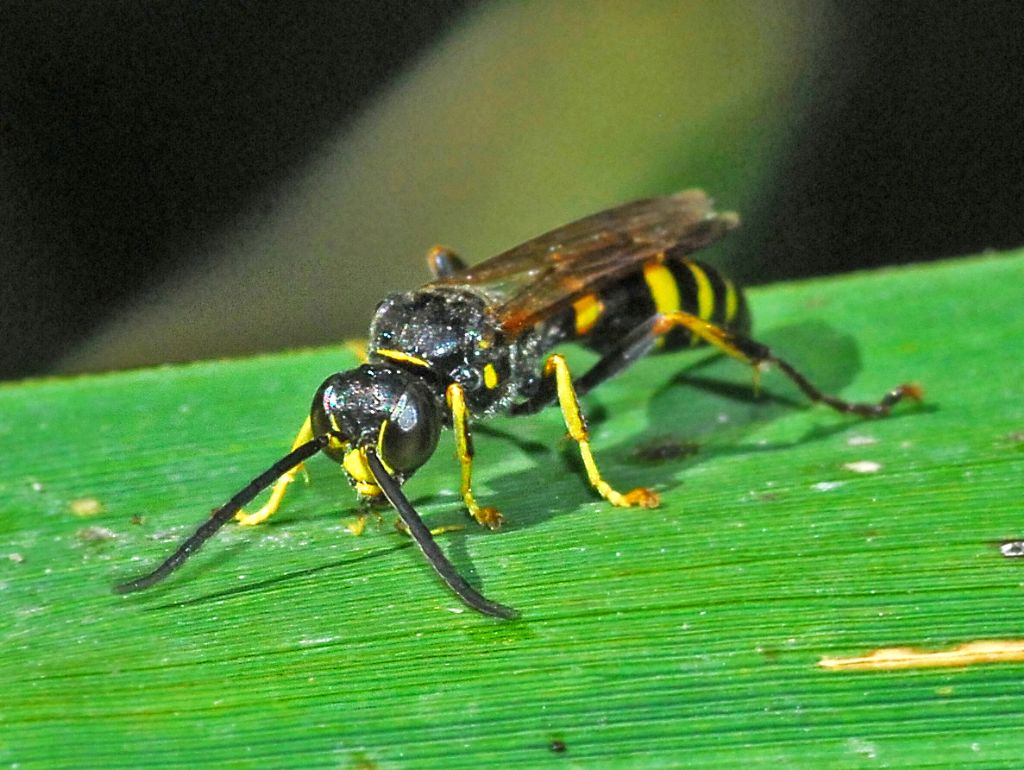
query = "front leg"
xmin=446 ymin=382 xmax=504 ymax=529
xmin=235 ymin=416 xmax=314 ymax=526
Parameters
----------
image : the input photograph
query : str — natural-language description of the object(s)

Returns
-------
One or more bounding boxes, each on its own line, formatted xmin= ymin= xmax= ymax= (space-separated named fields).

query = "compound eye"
xmin=379 ymin=388 xmax=440 ymax=473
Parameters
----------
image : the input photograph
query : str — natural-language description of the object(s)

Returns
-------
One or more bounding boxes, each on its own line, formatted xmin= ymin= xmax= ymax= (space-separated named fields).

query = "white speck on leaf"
xmin=843 ymin=460 xmax=882 ymax=473
xmin=847 ymin=435 xmax=879 ymax=446
xmin=813 ymin=481 xmax=845 ymax=492
xmin=1000 ymin=541 xmax=1024 ymax=558
xmin=847 ymin=737 xmax=878 ymax=759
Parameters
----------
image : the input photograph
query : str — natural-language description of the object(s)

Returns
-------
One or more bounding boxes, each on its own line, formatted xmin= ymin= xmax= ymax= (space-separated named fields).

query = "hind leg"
xmin=513 ymin=312 xmax=921 ymax=418
xmin=515 ymin=354 xmax=659 ymax=508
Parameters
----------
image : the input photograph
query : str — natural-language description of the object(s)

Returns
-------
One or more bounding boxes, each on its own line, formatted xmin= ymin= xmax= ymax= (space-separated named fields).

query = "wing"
xmin=431 ymin=190 xmax=739 ymax=336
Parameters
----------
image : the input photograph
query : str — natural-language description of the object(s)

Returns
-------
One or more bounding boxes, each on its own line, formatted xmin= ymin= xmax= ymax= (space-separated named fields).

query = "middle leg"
xmin=541 ymin=354 xmax=659 ymax=509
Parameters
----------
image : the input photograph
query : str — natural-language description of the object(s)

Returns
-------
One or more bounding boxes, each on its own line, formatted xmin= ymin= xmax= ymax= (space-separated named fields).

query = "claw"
xmin=473 ymin=506 xmax=505 ymax=530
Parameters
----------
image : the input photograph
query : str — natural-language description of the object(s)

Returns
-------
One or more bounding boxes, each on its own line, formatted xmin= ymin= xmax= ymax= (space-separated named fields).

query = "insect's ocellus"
xmin=114 ymin=190 xmax=921 ymax=618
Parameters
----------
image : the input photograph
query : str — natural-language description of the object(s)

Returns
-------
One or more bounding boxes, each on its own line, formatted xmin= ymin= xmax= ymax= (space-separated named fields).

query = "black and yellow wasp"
xmin=116 ymin=190 xmax=919 ymax=618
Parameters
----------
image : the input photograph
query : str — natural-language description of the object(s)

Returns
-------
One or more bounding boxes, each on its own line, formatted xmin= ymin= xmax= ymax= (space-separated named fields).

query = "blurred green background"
xmin=2 ymin=0 xmax=1021 ymax=380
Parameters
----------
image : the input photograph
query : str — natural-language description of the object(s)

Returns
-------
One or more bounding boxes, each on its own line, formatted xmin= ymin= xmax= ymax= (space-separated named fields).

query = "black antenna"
xmin=366 ymin=448 xmax=519 ymax=620
xmin=114 ymin=435 xmax=330 ymax=594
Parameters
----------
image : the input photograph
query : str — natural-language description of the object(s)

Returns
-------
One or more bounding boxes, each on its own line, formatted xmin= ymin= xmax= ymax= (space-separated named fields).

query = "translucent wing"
xmin=431 ymin=190 xmax=738 ymax=336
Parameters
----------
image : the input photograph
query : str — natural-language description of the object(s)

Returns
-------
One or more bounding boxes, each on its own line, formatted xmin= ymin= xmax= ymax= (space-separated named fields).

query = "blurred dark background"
xmin=2 ymin=1 xmax=1022 ymax=381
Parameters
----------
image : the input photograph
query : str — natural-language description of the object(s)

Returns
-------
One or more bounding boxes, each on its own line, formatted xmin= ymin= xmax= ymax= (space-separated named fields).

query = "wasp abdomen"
xmin=569 ymin=254 xmax=750 ymax=355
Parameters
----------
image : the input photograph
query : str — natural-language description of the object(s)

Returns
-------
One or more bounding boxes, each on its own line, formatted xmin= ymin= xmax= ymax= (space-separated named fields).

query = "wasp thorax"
xmin=310 ymin=365 xmax=441 ymax=477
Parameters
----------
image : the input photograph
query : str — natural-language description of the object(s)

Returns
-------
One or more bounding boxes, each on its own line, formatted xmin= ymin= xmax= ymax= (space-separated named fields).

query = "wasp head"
xmin=311 ymin=365 xmax=442 ymax=499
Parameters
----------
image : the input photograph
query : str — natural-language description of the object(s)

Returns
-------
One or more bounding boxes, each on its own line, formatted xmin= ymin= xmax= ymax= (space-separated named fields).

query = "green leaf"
xmin=4 ymin=252 xmax=1024 ymax=769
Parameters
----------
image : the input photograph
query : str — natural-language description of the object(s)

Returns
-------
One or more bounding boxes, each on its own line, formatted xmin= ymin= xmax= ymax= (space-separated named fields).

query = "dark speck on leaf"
xmin=632 ymin=437 xmax=698 ymax=463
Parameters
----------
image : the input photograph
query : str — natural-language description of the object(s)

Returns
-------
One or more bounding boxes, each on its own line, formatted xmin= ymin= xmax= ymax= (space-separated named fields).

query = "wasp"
xmin=115 ymin=190 xmax=920 ymax=618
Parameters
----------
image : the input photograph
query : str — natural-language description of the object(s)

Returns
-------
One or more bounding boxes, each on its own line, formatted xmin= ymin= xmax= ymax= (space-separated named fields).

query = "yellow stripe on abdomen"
xmin=723 ymin=278 xmax=739 ymax=323
xmin=642 ymin=262 xmax=680 ymax=315
xmin=685 ymin=261 xmax=715 ymax=321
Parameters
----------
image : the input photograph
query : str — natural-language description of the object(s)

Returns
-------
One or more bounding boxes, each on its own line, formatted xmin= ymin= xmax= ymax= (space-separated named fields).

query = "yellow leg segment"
xmin=235 ymin=416 xmax=314 ymax=526
xmin=545 ymin=354 xmax=659 ymax=509
xmin=395 ymin=520 xmax=467 ymax=538
xmin=655 ymin=312 xmax=749 ymax=361
xmin=446 ymin=383 xmax=504 ymax=529
xmin=654 ymin=311 xmax=924 ymax=418
xmin=654 ymin=311 xmax=764 ymax=391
